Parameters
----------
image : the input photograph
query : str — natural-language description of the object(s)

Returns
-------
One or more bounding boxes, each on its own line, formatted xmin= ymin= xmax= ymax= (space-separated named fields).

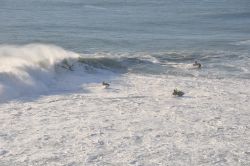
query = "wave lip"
xmin=0 ymin=44 xmax=79 ymax=102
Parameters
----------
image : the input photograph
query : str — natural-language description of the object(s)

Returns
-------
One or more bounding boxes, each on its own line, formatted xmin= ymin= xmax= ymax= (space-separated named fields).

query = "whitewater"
xmin=0 ymin=44 xmax=249 ymax=165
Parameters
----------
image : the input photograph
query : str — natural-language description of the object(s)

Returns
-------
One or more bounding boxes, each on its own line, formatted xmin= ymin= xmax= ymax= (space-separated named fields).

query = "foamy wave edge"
xmin=0 ymin=44 xmax=89 ymax=102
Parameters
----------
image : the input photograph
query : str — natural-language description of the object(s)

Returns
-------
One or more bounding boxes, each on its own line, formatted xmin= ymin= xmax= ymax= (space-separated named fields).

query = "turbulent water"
xmin=0 ymin=0 xmax=250 ymax=166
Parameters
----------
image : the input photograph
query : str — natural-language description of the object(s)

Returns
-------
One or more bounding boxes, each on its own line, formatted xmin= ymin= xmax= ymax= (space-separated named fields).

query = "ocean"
xmin=1 ymin=0 xmax=250 ymax=52
xmin=0 ymin=0 xmax=250 ymax=165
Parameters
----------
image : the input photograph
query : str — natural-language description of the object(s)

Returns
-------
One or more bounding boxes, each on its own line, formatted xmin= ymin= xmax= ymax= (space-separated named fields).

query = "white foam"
xmin=0 ymin=74 xmax=249 ymax=165
xmin=0 ymin=44 xmax=79 ymax=101
xmin=234 ymin=40 xmax=250 ymax=46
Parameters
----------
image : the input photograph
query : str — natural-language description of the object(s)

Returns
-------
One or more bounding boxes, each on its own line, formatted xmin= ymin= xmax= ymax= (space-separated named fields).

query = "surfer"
xmin=102 ymin=81 xmax=110 ymax=88
xmin=172 ymin=89 xmax=184 ymax=97
xmin=193 ymin=61 xmax=201 ymax=68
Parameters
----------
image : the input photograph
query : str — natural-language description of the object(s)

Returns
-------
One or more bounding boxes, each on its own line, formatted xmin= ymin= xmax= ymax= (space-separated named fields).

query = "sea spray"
xmin=0 ymin=44 xmax=79 ymax=101
xmin=0 ymin=44 xmax=132 ymax=101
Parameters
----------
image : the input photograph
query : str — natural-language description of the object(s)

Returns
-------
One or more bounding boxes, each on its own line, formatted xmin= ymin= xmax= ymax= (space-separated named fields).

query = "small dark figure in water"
xmin=61 ymin=59 xmax=74 ymax=71
xmin=193 ymin=61 xmax=201 ymax=68
xmin=102 ymin=81 xmax=110 ymax=88
xmin=173 ymin=89 xmax=184 ymax=97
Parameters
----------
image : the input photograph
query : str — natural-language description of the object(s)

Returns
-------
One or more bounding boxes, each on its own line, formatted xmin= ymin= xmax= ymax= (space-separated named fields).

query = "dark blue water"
xmin=1 ymin=0 xmax=250 ymax=53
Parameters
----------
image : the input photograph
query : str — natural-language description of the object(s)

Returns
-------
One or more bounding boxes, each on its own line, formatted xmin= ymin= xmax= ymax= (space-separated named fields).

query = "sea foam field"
xmin=0 ymin=44 xmax=249 ymax=165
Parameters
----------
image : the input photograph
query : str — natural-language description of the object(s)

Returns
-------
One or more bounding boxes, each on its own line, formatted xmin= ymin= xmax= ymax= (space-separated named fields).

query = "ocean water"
xmin=1 ymin=0 xmax=250 ymax=52
xmin=0 ymin=0 xmax=250 ymax=165
xmin=0 ymin=0 xmax=250 ymax=99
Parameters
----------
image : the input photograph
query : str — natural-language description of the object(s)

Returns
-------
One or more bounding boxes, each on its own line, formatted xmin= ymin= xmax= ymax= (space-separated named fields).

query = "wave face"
xmin=0 ymin=44 xmax=153 ymax=101
xmin=0 ymin=44 xmax=80 ymax=101
xmin=0 ymin=44 xmax=250 ymax=101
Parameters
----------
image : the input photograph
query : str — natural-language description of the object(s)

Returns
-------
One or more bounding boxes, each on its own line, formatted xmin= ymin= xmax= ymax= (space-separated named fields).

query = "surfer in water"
xmin=172 ymin=89 xmax=185 ymax=97
xmin=193 ymin=61 xmax=201 ymax=68
xmin=102 ymin=81 xmax=110 ymax=88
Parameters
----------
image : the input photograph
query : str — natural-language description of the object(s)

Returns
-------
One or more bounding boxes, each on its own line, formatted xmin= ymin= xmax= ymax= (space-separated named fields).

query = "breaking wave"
xmin=0 ymin=44 xmax=80 ymax=101
xmin=0 ymin=44 xmax=160 ymax=101
xmin=234 ymin=40 xmax=250 ymax=46
xmin=0 ymin=44 xmax=249 ymax=102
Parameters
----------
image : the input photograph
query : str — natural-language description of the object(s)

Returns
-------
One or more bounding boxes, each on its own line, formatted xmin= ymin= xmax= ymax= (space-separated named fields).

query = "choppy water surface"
xmin=0 ymin=0 xmax=250 ymax=52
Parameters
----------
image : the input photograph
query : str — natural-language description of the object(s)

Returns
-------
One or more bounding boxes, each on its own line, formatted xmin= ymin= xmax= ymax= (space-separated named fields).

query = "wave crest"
xmin=0 ymin=44 xmax=79 ymax=101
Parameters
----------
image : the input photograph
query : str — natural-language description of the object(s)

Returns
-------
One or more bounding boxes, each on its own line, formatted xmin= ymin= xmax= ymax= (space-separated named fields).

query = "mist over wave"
xmin=0 ymin=44 xmax=157 ymax=101
xmin=0 ymin=44 xmax=80 ymax=101
xmin=0 ymin=44 xmax=145 ymax=101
